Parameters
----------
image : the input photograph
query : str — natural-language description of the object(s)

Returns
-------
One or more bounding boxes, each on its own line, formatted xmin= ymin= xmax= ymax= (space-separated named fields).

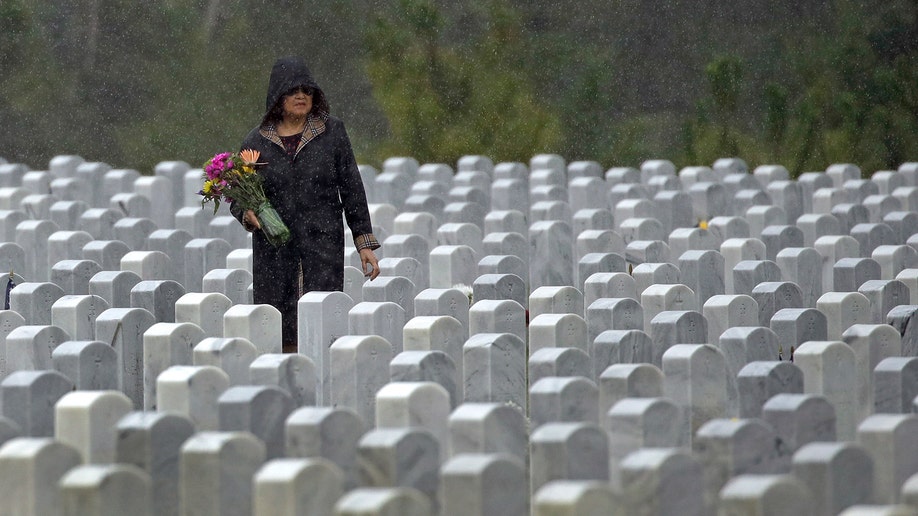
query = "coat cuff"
xmin=354 ymin=233 xmax=380 ymax=251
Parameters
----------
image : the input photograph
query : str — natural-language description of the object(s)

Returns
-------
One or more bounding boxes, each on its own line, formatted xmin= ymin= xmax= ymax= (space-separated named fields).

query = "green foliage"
xmin=684 ymin=1 xmax=918 ymax=176
xmin=0 ymin=0 xmax=71 ymax=163
xmin=763 ymin=83 xmax=789 ymax=149
xmin=362 ymin=0 xmax=560 ymax=164
xmin=0 ymin=0 xmax=31 ymax=71
xmin=706 ymin=55 xmax=743 ymax=116
xmin=1 ymin=0 xmax=916 ymax=175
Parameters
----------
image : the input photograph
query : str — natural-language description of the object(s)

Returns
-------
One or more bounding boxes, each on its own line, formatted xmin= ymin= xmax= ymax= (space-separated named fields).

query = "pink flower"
xmin=205 ymin=163 xmax=222 ymax=180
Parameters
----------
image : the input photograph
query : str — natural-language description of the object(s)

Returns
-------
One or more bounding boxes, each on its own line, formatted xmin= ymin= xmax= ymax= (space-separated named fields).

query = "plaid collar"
xmin=260 ymin=110 xmax=329 ymax=158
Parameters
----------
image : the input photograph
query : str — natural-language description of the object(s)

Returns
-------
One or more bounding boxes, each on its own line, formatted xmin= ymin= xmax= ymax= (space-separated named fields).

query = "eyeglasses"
xmin=286 ymin=85 xmax=314 ymax=97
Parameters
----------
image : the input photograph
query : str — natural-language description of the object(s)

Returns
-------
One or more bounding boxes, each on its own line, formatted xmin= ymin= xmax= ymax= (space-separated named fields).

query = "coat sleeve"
xmin=229 ymin=198 xmax=257 ymax=231
xmin=334 ymin=120 xmax=379 ymax=250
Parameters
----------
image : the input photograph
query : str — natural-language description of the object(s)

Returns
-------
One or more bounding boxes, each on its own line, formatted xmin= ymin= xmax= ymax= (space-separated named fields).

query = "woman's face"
xmin=282 ymin=86 xmax=313 ymax=119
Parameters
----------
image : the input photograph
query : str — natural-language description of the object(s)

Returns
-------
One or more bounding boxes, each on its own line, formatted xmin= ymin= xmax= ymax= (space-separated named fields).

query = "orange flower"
xmin=240 ymin=149 xmax=261 ymax=165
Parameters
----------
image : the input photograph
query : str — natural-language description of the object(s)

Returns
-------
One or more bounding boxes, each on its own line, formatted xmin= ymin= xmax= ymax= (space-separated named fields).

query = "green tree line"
xmin=1 ymin=0 xmax=916 ymax=177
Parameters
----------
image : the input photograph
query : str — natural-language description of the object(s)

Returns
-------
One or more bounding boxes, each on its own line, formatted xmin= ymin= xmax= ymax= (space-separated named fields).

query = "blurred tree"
xmin=706 ymin=55 xmax=743 ymax=157
xmin=683 ymin=0 xmax=918 ymax=176
xmin=0 ymin=0 xmax=915 ymax=175
xmin=763 ymin=82 xmax=789 ymax=153
xmin=0 ymin=0 xmax=68 ymax=164
xmin=362 ymin=0 xmax=560 ymax=164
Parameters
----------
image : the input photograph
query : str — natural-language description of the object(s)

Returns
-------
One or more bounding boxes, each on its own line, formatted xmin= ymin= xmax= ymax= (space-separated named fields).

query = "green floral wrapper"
xmin=255 ymin=201 xmax=291 ymax=247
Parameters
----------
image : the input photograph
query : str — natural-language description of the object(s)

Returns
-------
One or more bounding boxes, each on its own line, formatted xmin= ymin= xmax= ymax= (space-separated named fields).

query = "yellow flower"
xmin=697 ymin=219 xmax=708 ymax=230
xmin=203 ymin=180 xmax=213 ymax=194
xmin=242 ymin=165 xmax=255 ymax=175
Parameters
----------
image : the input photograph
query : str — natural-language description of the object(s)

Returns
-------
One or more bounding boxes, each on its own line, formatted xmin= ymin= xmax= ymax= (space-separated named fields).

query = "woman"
xmin=232 ymin=56 xmax=380 ymax=352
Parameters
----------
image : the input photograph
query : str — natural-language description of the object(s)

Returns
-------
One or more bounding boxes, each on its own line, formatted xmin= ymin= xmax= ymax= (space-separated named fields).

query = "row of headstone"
xmin=4 ymin=157 xmax=918 ymax=299
xmin=4 ymin=375 xmax=918 ymax=515
xmin=2 ymin=153 xmax=918 ymax=515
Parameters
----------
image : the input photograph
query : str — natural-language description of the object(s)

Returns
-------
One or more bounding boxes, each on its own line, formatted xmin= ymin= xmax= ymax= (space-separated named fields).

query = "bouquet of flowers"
xmin=200 ymin=149 xmax=291 ymax=247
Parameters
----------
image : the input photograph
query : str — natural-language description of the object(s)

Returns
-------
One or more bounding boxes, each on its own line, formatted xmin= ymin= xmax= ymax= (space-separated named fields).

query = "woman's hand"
xmin=243 ymin=209 xmax=261 ymax=232
xmin=359 ymin=248 xmax=380 ymax=280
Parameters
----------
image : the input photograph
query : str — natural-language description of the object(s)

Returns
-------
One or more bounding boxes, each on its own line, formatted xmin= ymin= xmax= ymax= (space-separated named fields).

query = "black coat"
xmin=231 ymin=57 xmax=375 ymax=340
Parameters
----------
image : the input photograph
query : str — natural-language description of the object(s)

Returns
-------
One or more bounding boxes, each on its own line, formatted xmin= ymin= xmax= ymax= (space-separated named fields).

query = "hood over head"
xmin=262 ymin=56 xmax=329 ymax=125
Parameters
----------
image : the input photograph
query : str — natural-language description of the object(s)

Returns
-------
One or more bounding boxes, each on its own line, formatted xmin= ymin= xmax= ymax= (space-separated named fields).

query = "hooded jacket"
xmin=233 ymin=56 xmax=377 ymax=296
xmin=261 ymin=56 xmax=330 ymax=126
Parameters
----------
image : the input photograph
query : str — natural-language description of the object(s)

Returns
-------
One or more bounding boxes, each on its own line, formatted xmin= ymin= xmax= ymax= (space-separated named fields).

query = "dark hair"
xmin=264 ymin=85 xmax=330 ymax=125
